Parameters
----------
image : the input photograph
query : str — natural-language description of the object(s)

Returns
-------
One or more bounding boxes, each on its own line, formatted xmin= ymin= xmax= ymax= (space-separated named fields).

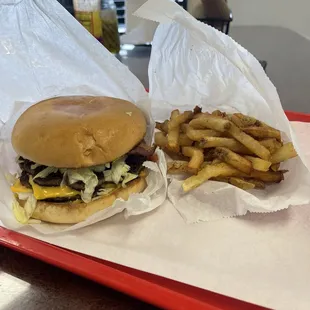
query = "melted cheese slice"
xmin=11 ymin=179 xmax=80 ymax=200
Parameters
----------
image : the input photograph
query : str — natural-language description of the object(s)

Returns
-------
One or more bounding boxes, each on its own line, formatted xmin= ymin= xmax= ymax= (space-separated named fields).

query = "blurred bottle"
xmin=100 ymin=0 xmax=120 ymax=54
xmin=73 ymin=0 xmax=103 ymax=40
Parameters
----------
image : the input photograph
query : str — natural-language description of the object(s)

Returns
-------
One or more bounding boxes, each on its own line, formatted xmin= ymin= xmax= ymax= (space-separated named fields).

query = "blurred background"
xmin=57 ymin=0 xmax=310 ymax=112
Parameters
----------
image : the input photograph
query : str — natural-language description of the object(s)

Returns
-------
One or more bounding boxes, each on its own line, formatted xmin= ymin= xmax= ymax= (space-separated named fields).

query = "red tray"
xmin=1 ymin=110 xmax=309 ymax=310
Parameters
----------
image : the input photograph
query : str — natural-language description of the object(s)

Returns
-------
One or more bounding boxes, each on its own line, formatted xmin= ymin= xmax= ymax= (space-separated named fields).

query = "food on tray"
xmin=155 ymin=107 xmax=298 ymax=192
xmin=9 ymin=96 xmax=155 ymax=224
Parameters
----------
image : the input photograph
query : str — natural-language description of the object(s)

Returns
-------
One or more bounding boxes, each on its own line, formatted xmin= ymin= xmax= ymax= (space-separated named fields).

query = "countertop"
xmin=1 ymin=25 xmax=310 ymax=310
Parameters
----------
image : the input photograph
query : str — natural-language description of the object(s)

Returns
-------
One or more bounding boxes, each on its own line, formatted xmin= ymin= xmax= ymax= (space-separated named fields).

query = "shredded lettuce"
xmin=33 ymin=167 xmax=58 ymax=180
xmin=104 ymin=157 xmax=130 ymax=184
xmin=66 ymin=168 xmax=98 ymax=203
xmin=122 ymin=173 xmax=138 ymax=187
xmin=12 ymin=194 xmax=37 ymax=224
xmin=31 ymin=163 xmax=42 ymax=170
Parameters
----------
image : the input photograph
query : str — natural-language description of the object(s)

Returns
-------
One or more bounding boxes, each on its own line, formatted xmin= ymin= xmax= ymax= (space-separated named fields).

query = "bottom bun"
xmin=31 ymin=176 xmax=147 ymax=224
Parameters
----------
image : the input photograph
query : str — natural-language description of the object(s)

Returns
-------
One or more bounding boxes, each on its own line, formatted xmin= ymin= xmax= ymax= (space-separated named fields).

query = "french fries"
xmin=244 ymin=156 xmax=272 ymax=172
xmin=189 ymin=115 xmax=232 ymax=132
xmin=270 ymin=142 xmax=298 ymax=163
xmin=155 ymin=106 xmax=298 ymax=192
xmin=182 ymin=146 xmax=204 ymax=174
xmin=213 ymin=147 xmax=252 ymax=174
xmin=228 ymin=124 xmax=271 ymax=160
xmin=243 ymin=126 xmax=281 ymax=141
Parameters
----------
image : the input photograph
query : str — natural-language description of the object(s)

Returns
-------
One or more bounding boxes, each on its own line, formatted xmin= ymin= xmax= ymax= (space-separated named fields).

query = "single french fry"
xmin=192 ymin=112 xmax=211 ymax=119
xmin=155 ymin=120 xmax=169 ymax=133
xmin=246 ymin=179 xmax=266 ymax=189
xmin=170 ymin=111 xmax=194 ymax=128
xmin=182 ymin=146 xmax=204 ymax=173
xmin=270 ymin=163 xmax=280 ymax=171
xmin=179 ymin=133 xmax=193 ymax=146
xmin=230 ymin=114 xmax=244 ymax=128
xmin=189 ymin=115 xmax=232 ymax=132
xmin=244 ymin=155 xmax=272 ymax=172
xmin=213 ymin=147 xmax=252 ymax=174
xmin=198 ymin=137 xmax=252 ymax=154
xmin=167 ymin=161 xmax=191 ymax=174
xmin=243 ymin=126 xmax=281 ymax=141
xmin=228 ymin=124 xmax=271 ymax=160
xmin=167 ymin=110 xmax=180 ymax=152
xmin=212 ymin=110 xmax=226 ymax=117
xmin=182 ymin=162 xmax=243 ymax=192
xmin=248 ymin=170 xmax=284 ymax=183
xmin=154 ymin=132 xmax=167 ymax=147
xmin=270 ymin=142 xmax=298 ymax=163
xmin=260 ymin=138 xmax=282 ymax=154
xmin=186 ymin=127 xmax=222 ymax=141
xmin=234 ymin=113 xmax=260 ymax=127
xmin=229 ymin=177 xmax=255 ymax=190
xmin=180 ymin=123 xmax=190 ymax=133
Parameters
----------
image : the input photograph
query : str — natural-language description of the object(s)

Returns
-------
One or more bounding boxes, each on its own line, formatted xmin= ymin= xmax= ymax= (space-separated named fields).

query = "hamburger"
xmin=10 ymin=96 xmax=155 ymax=224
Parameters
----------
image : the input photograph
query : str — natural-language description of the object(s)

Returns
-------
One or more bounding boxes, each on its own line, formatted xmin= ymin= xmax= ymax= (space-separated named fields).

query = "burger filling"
xmin=11 ymin=141 xmax=155 ymax=205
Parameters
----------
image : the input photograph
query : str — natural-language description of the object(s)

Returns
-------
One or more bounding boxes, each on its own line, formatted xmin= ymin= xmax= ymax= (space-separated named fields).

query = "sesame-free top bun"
xmin=29 ymin=176 xmax=147 ymax=224
xmin=12 ymin=96 xmax=147 ymax=167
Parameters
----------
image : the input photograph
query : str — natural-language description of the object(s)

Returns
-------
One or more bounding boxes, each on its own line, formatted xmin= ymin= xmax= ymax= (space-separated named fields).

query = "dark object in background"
xmin=200 ymin=0 xmax=232 ymax=34
xmin=57 ymin=0 xmax=74 ymax=15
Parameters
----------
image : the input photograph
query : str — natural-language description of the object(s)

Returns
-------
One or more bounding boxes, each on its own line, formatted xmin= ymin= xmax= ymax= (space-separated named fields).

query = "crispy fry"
xmin=212 ymin=110 xmax=226 ymax=117
xmin=154 ymin=132 xmax=167 ymax=147
xmin=270 ymin=142 xmax=298 ymax=163
xmin=182 ymin=162 xmax=243 ymax=192
xmin=270 ymin=163 xmax=280 ymax=171
xmin=198 ymin=137 xmax=252 ymax=154
xmin=246 ymin=179 xmax=266 ymax=189
xmin=186 ymin=127 xmax=222 ymax=141
xmin=180 ymin=123 xmax=190 ymax=133
xmin=167 ymin=161 xmax=190 ymax=174
xmin=228 ymin=124 xmax=270 ymax=160
xmin=213 ymin=147 xmax=252 ymax=174
xmin=167 ymin=110 xmax=180 ymax=152
xmin=244 ymin=155 xmax=272 ymax=172
xmin=170 ymin=111 xmax=194 ymax=128
xmin=234 ymin=113 xmax=260 ymax=127
xmin=193 ymin=106 xmax=202 ymax=114
xmin=179 ymin=134 xmax=193 ymax=146
xmin=260 ymin=138 xmax=282 ymax=154
xmin=248 ymin=170 xmax=284 ymax=183
xmin=189 ymin=115 xmax=232 ymax=132
xmin=243 ymin=126 xmax=281 ymax=141
xmin=229 ymin=177 xmax=255 ymax=190
xmin=182 ymin=146 xmax=204 ymax=174
xmin=192 ymin=112 xmax=211 ymax=119
xmin=155 ymin=120 xmax=169 ymax=133
xmin=230 ymin=114 xmax=244 ymax=128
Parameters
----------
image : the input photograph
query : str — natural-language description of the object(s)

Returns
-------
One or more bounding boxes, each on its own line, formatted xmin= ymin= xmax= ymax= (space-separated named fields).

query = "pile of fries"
xmin=155 ymin=107 xmax=298 ymax=192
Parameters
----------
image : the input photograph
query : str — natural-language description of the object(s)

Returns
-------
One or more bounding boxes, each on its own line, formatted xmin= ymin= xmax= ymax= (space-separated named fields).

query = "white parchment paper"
xmin=0 ymin=0 xmax=167 ymax=234
xmin=134 ymin=0 xmax=310 ymax=222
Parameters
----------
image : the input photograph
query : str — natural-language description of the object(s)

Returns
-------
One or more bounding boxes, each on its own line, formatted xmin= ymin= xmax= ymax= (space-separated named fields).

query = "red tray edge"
xmin=0 ymin=110 xmax=306 ymax=310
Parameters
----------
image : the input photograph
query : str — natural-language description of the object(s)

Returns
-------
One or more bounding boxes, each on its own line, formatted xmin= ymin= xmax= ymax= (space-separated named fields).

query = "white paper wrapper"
xmin=134 ymin=0 xmax=310 ymax=222
xmin=0 ymin=0 xmax=167 ymax=233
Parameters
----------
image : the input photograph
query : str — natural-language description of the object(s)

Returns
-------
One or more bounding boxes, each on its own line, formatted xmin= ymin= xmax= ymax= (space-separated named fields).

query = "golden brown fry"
xmin=228 ymin=124 xmax=271 ymax=160
xmin=189 ymin=115 xmax=232 ymax=132
xmin=270 ymin=163 xmax=280 ymax=171
xmin=213 ymin=147 xmax=252 ymax=174
xmin=167 ymin=110 xmax=180 ymax=152
xmin=182 ymin=162 xmax=243 ymax=192
xmin=167 ymin=161 xmax=190 ymax=174
xmin=193 ymin=106 xmax=202 ymax=114
xmin=182 ymin=146 xmax=204 ymax=174
xmin=179 ymin=134 xmax=193 ymax=146
xmin=229 ymin=177 xmax=255 ymax=190
xmin=248 ymin=170 xmax=284 ymax=183
xmin=244 ymin=155 xmax=272 ymax=172
xmin=180 ymin=123 xmax=190 ymax=133
xmin=270 ymin=142 xmax=298 ymax=163
xmin=243 ymin=126 xmax=281 ymax=141
xmin=186 ymin=127 xmax=222 ymax=141
xmin=234 ymin=113 xmax=260 ymax=127
xmin=246 ymin=179 xmax=266 ymax=189
xmin=260 ymin=138 xmax=282 ymax=154
xmin=154 ymin=132 xmax=167 ymax=147
xmin=230 ymin=114 xmax=244 ymax=128
xmin=155 ymin=120 xmax=169 ymax=133
xmin=192 ymin=112 xmax=211 ymax=119
xmin=212 ymin=110 xmax=226 ymax=117
xmin=198 ymin=137 xmax=252 ymax=154
xmin=170 ymin=111 xmax=194 ymax=128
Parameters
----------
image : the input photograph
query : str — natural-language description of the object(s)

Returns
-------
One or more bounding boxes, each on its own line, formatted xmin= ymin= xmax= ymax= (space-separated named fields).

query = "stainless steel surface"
xmin=1 ymin=25 xmax=310 ymax=310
